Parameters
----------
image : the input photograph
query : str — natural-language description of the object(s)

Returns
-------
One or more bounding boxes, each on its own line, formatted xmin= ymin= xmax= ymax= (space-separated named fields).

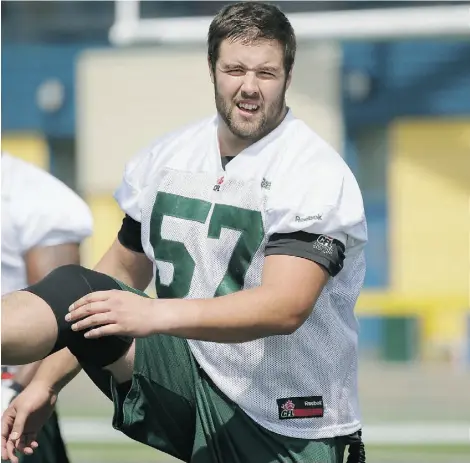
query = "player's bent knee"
xmin=23 ymin=264 xmax=134 ymax=368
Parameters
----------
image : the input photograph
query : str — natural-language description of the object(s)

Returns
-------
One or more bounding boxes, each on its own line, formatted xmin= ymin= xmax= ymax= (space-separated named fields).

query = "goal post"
xmin=109 ymin=3 xmax=470 ymax=46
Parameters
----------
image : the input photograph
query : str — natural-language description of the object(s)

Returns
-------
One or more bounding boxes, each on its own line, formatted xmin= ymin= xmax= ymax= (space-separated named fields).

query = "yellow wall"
xmin=76 ymin=44 xmax=343 ymax=193
xmin=0 ymin=133 xmax=122 ymax=278
xmin=1 ymin=134 xmax=156 ymax=295
xmin=81 ymin=193 xmax=124 ymax=268
xmin=1 ymin=133 xmax=49 ymax=169
xmin=387 ymin=118 xmax=470 ymax=347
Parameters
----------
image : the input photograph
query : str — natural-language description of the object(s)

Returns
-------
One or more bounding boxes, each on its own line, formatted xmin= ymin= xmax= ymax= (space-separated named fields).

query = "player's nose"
xmin=240 ymin=72 xmax=259 ymax=97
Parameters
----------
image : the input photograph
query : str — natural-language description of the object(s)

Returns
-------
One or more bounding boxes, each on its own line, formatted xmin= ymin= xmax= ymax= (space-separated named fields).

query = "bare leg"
xmin=2 ymin=290 xmax=135 ymax=384
xmin=103 ymin=341 xmax=135 ymax=383
xmin=1 ymin=292 xmax=58 ymax=365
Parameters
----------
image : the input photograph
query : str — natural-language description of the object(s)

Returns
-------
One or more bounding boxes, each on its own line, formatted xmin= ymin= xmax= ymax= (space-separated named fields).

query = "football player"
xmin=1 ymin=152 xmax=93 ymax=463
xmin=1 ymin=3 xmax=367 ymax=462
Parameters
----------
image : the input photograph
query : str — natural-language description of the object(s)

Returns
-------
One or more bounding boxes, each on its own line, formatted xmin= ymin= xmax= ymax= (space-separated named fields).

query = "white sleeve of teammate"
xmin=14 ymin=167 xmax=93 ymax=253
xmin=114 ymin=145 xmax=155 ymax=222
xmin=266 ymin=152 xmax=367 ymax=252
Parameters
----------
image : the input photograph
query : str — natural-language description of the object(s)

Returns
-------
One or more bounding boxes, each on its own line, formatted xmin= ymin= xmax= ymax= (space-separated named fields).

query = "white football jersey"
xmin=115 ymin=111 xmax=367 ymax=439
xmin=1 ymin=153 xmax=93 ymax=393
xmin=1 ymin=153 xmax=93 ymax=295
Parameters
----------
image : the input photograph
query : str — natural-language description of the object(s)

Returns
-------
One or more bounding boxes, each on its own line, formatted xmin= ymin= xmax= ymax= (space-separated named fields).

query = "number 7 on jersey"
xmin=150 ymin=192 xmax=264 ymax=299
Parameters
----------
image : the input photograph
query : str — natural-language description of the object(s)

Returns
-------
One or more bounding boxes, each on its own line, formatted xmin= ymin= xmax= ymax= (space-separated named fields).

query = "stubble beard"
xmin=214 ymin=81 xmax=287 ymax=142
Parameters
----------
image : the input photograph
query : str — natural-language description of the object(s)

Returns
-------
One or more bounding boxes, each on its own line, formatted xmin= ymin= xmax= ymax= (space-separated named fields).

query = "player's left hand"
xmin=66 ymin=290 xmax=156 ymax=339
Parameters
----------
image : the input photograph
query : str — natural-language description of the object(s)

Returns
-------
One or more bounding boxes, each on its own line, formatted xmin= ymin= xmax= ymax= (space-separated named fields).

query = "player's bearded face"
xmin=213 ymin=39 xmax=290 ymax=141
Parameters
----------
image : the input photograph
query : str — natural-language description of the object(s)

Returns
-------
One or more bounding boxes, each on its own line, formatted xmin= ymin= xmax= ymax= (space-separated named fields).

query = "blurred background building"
xmin=2 ymin=1 xmax=470 ymax=460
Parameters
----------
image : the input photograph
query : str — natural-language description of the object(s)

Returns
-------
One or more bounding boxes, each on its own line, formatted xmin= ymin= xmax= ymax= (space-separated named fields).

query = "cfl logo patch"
xmin=312 ymin=235 xmax=334 ymax=255
xmin=213 ymin=176 xmax=224 ymax=192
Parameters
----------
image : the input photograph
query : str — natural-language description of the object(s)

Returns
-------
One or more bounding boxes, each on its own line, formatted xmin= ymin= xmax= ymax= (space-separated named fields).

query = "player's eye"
xmin=227 ymin=68 xmax=245 ymax=76
xmin=258 ymin=71 xmax=276 ymax=79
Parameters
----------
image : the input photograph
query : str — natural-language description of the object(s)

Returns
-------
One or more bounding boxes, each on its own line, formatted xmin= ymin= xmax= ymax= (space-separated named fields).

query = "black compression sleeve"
xmin=265 ymin=232 xmax=346 ymax=277
xmin=24 ymin=265 xmax=134 ymax=367
xmin=117 ymin=214 xmax=144 ymax=253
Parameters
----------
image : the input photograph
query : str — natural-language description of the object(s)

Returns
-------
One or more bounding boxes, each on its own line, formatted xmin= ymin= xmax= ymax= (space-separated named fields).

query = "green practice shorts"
xmin=82 ymin=280 xmax=354 ymax=463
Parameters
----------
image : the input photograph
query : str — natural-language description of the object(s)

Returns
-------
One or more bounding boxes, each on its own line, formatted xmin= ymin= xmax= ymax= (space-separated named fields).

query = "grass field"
xmin=66 ymin=442 xmax=470 ymax=463
xmin=55 ymin=361 xmax=470 ymax=463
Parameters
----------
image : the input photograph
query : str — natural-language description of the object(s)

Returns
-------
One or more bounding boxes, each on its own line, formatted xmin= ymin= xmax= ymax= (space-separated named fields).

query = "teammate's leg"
xmin=1 ymin=265 xmax=136 ymax=383
xmin=1 ymin=264 xmax=201 ymax=461
xmin=1 ymin=292 xmax=57 ymax=365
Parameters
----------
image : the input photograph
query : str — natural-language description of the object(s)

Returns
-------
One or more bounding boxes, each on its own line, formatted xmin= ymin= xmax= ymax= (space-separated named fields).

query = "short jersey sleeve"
xmin=11 ymin=163 xmax=93 ymax=253
xmin=113 ymin=144 xmax=156 ymax=223
xmin=113 ymin=117 xmax=217 ymax=223
xmin=265 ymin=149 xmax=367 ymax=274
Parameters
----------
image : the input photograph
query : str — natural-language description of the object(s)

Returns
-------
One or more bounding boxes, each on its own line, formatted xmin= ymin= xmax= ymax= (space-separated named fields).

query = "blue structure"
xmin=342 ymin=40 xmax=470 ymax=289
xmin=3 ymin=39 xmax=470 ymax=291
xmin=2 ymin=43 xmax=106 ymax=137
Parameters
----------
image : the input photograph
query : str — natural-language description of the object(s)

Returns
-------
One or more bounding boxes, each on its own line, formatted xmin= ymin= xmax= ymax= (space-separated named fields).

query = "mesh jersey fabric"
xmin=114 ymin=111 xmax=367 ymax=439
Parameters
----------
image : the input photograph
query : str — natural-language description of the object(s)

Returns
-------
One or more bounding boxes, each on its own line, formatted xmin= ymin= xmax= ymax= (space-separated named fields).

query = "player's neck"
xmin=217 ymin=106 xmax=288 ymax=157
xmin=217 ymin=125 xmax=253 ymax=158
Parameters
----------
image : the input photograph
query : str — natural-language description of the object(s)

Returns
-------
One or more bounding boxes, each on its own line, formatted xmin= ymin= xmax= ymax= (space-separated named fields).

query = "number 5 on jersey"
xmin=150 ymin=192 xmax=264 ymax=299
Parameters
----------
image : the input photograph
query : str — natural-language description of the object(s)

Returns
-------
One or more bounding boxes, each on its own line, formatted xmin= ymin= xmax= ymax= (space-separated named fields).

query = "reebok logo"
xmin=295 ymin=214 xmax=323 ymax=222
xmin=304 ymin=400 xmax=322 ymax=407
xmin=277 ymin=396 xmax=324 ymax=420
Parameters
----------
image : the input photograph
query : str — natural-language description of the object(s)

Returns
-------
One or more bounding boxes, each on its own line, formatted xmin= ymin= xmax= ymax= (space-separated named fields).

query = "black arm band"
xmin=23 ymin=265 xmax=134 ymax=367
xmin=117 ymin=214 xmax=144 ymax=253
xmin=265 ymin=232 xmax=346 ymax=277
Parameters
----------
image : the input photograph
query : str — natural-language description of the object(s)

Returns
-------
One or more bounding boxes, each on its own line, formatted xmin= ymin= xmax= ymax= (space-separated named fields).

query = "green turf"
xmin=367 ymin=444 xmax=470 ymax=453
xmin=363 ymin=444 xmax=470 ymax=463
xmin=66 ymin=442 xmax=470 ymax=463
xmin=67 ymin=441 xmax=181 ymax=462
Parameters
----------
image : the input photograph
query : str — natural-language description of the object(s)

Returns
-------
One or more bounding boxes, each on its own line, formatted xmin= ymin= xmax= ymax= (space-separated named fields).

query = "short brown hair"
xmin=208 ymin=2 xmax=296 ymax=75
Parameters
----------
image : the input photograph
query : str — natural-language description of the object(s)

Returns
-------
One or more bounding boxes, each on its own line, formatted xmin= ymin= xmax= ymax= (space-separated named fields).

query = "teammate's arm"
xmin=19 ymin=349 xmax=82 ymax=397
xmin=25 ymin=243 xmax=82 ymax=286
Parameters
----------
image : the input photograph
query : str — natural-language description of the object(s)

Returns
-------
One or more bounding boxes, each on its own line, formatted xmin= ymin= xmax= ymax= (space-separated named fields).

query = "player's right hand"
xmin=1 ymin=381 xmax=57 ymax=463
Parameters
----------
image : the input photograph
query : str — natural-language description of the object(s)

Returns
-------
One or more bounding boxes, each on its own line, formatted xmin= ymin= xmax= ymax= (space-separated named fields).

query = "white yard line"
xmin=60 ymin=418 xmax=470 ymax=445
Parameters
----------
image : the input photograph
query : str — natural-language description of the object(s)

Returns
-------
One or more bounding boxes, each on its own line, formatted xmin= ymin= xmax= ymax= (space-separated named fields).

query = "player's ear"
xmin=285 ymin=69 xmax=293 ymax=90
xmin=208 ymin=57 xmax=215 ymax=84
